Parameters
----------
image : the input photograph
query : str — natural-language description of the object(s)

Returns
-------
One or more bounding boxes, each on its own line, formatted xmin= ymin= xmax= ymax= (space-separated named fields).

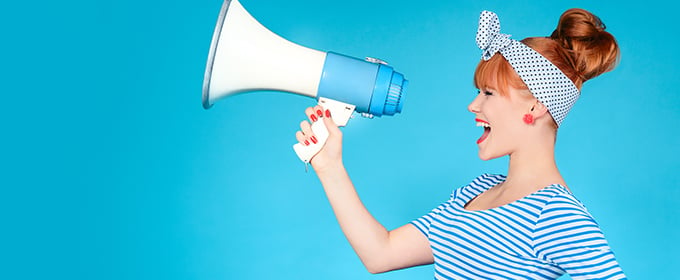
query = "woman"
xmin=294 ymin=8 xmax=625 ymax=279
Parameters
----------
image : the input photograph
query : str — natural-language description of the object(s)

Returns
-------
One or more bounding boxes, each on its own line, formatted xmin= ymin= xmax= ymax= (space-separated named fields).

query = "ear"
xmin=529 ymin=100 xmax=550 ymax=120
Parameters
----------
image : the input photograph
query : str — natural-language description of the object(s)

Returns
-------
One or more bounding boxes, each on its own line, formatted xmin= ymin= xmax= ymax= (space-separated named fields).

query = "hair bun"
xmin=550 ymin=8 xmax=620 ymax=82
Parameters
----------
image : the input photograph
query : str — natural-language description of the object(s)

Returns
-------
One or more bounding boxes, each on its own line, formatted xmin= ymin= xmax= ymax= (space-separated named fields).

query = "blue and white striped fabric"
xmin=411 ymin=174 xmax=626 ymax=279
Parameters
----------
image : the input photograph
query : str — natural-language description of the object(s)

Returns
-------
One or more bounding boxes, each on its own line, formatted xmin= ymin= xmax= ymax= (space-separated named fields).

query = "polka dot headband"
xmin=476 ymin=10 xmax=580 ymax=127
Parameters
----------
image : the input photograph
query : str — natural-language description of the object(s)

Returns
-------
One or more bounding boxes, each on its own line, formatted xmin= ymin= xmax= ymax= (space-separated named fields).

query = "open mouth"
xmin=475 ymin=118 xmax=490 ymax=144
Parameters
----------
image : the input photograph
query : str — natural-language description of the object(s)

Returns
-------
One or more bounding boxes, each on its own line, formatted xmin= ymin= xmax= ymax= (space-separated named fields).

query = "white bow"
xmin=476 ymin=11 xmax=513 ymax=61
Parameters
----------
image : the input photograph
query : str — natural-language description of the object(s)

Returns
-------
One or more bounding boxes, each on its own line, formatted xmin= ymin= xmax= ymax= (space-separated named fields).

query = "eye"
xmin=484 ymin=91 xmax=493 ymax=96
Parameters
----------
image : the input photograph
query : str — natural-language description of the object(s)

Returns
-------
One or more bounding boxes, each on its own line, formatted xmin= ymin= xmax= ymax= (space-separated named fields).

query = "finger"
xmin=300 ymin=120 xmax=313 ymax=138
xmin=322 ymin=109 xmax=342 ymax=136
xmin=300 ymin=120 xmax=320 ymax=145
xmin=313 ymin=105 xmax=324 ymax=119
xmin=304 ymin=107 xmax=318 ymax=122
xmin=295 ymin=131 xmax=310 ymax=146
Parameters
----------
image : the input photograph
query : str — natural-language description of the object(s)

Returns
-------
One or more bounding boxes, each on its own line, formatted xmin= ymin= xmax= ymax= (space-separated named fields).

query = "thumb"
xmin=322 ymin=109 xmax=342 ymax=136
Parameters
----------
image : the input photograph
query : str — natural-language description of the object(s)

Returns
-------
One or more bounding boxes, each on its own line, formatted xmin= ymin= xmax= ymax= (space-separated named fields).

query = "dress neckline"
xmin=459 ymin=174 xmax=568 ymax=212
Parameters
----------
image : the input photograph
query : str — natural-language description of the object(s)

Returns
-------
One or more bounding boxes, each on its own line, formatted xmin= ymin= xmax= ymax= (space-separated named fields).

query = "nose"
xmin=468 ymin=94 xmax=482 ymax=113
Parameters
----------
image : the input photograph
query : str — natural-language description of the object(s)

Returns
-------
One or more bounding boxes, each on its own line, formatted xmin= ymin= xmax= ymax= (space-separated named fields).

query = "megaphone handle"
xmin=293 ymin=120 xmax=330 ymax=164
xmin=292 ymin=98 xmax=356 ymax=164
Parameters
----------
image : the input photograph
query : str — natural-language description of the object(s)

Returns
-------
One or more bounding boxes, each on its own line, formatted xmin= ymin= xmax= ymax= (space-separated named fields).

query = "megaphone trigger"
xmin=317 ymin=97 xmax=355 ymax=127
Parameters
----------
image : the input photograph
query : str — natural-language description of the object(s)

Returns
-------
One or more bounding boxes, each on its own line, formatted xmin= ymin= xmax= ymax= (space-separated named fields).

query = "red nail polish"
xmin=310 ymin=114 xmax=318 ymax=122
xmin=316 ymin=110 xmax=323 ymax=117
xmin=325 ymin=109 xmax=331 ymax=118
xmin=310 ymin=136 xmax=318 ymax=144
xmin=304 ymin=140 xmax=310 ymax=146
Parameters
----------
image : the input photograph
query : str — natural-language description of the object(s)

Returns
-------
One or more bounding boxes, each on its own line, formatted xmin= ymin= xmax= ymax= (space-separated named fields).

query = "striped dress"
xmin=411 ymin=174 xmax=626 ymax=279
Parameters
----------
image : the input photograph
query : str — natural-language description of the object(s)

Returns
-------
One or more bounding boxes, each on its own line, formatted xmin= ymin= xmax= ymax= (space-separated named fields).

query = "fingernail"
xmin=316 ymin=109 xmax=323 ymax=117
xmin=310 ymin=114 xmax=318 ymax=122
xmin=304 ymin=140 xmax=310 ymax=146
xmin=325 ymin=109 xmax=331 ymax=118
xmin=310 ymin=136 xmax=318 ymax=144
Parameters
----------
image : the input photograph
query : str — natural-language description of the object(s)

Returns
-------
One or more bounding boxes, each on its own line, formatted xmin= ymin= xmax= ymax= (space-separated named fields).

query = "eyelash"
xmin=477 ymin=90 xmax=493 ymax=96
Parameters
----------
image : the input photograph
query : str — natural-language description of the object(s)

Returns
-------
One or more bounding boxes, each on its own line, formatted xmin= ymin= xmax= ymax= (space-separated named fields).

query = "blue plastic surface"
xmin=317 ymin=52 xmax=378 ymax=113
xmin=317 ymin=52 xmax=407 ymax=116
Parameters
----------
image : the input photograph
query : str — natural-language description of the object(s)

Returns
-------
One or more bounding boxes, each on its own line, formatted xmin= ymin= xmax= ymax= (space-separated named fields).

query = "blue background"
xmin=2 ymin=0 xmax=678 ymax=279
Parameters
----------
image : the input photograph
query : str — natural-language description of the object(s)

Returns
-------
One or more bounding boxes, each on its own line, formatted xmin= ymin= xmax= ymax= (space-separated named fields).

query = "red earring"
xmin=523 ymin=114 xmax=534 ymax=124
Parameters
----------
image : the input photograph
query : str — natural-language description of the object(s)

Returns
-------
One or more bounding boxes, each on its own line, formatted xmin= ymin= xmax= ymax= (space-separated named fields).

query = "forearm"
xmin=315 ymin=163 xmax=391 ymax=272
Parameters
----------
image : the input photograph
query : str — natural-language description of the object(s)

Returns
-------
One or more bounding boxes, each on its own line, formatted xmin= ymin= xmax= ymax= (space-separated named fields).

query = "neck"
xmin=504 ymin=137 xmax=565 ymax=191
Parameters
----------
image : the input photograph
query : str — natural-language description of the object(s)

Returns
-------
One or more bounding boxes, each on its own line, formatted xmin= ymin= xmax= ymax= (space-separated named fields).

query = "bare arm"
xmin=296 ymin=106 xmax=433 ymax=273
xmin=317 ymin=163 xmax=433 ymax=273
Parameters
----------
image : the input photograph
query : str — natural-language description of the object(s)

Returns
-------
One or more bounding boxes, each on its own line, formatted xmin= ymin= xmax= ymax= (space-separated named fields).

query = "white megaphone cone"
xmin=203 ymin=0 xmax=408 ymax=164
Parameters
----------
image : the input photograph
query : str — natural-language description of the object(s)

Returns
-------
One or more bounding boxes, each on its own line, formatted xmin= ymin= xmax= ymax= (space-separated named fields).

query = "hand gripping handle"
xmin=293 ymin=98 xmax=355 ymax=163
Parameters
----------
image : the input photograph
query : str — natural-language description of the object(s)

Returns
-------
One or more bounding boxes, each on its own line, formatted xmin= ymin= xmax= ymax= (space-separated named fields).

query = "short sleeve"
xmin=533 ymin=194 xmax=626 ymax=279
xmin=410 ymin=189 xmax=457 ymax=236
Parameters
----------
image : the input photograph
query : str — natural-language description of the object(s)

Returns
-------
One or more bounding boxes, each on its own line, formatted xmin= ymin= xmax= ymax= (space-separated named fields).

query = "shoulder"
xmin=531 ymin=186 xmax=625 ymax=277
xmin=537 ymin=185 xmax=594 ymax=222
xmin=534 ymin=185 xmax=611 ymax=252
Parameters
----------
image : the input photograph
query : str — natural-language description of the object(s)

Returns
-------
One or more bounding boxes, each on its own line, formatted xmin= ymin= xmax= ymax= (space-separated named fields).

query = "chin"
xmin=478 ymin=150 xmax=505 ymax=161
xmin=477 ymin=152 xmax=493 ymax=161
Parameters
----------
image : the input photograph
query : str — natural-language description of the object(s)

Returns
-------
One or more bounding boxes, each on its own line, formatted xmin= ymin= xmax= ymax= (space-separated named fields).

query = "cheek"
xmin=489 ymin=118 xmax=524 ymax=148
xmin=498 ymin=120 xmax=524 ymax=140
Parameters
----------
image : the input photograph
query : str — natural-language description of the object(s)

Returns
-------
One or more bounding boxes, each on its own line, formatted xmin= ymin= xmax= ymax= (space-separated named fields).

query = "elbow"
xmin=366 ymin=266 xmax=386 ymax=275
xmin=364 ymin=261 xmax=391 ymax=274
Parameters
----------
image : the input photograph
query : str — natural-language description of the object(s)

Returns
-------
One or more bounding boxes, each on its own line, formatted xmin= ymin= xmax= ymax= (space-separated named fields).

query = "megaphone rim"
xmin=202 ymin=0 xmax=234 ymax=109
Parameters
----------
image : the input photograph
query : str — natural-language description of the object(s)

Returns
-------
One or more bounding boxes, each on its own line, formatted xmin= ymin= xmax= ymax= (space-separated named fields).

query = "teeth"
xmin=476 ymin=122 xmax=490 ymax=128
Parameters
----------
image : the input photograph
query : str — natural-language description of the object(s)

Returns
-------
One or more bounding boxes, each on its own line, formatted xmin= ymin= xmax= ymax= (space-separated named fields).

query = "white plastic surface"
xmin=293 ymin=98 xmax=355 ymax=163
xmin=205 ymin=0 xmax=327 ymax=106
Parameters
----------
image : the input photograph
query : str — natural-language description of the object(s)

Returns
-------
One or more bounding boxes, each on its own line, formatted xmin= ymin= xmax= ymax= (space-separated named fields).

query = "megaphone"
xmin=203 ymin=0 xmax=408 ymax=163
